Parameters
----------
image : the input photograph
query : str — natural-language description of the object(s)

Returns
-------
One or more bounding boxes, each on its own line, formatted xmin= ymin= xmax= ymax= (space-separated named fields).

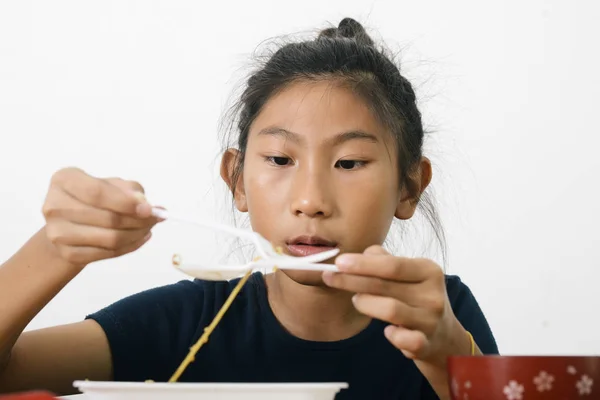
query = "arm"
xmin=417 ymin=277 xmax=499 ymax=399
xmin=1 ymin=167 xmax=157 ymax=394
xmin=0 ymin=228 xmax=113 ymax=395
xmin=415 ymin=322 xmax=482 ymax=400
xmin=1 ymin=321 xmax=112 ymax=395
xmin=0 ymin=227 xmax=205 ymax=394
xmin=321 ymin=247 xmax=499 ymax=400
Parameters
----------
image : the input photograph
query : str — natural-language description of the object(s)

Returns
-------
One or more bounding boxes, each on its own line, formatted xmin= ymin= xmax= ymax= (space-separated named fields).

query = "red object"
xmin=447 ymin=355 xmax=600 ymax=399
xmin=0 ymin=392 xmax=57 ymax=400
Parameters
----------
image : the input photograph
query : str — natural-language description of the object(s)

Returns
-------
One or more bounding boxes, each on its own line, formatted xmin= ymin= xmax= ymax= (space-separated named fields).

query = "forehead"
xmin=249 ymin=80 xmax=390 ymax=143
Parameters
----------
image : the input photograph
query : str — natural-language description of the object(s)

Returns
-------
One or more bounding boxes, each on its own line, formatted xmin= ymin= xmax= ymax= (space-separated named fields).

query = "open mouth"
xmin=285 ymin=235 xmax=338 ymax=258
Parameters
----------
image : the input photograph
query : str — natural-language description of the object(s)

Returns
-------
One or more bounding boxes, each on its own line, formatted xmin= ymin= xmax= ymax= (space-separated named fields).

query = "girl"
xmin=0 ymin=18 xmax=498 ymax=400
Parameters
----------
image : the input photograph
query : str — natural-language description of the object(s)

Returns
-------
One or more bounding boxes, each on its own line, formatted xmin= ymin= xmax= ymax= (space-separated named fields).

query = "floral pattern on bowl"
xmin=447 ymin=356 xmax=600 ymax=399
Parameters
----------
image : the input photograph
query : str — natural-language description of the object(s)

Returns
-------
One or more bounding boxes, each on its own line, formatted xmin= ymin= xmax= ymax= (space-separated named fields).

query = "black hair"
xmin=221 ymin=17 xmax=446 ymax=263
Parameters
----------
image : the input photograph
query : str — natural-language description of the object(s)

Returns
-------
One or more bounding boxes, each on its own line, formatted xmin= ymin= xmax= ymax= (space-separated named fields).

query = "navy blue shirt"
xmin=86 ymin=272 xmax=498 ymax=399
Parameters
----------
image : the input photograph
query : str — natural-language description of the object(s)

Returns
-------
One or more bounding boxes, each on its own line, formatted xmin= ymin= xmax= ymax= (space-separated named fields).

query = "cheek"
xmin=242 ymin=161 xmax=288 ymax=226
xmin=341 ymin=166 xmax=398 ymax=205
xmin=337 ymin=174 xmax=398 ymax=241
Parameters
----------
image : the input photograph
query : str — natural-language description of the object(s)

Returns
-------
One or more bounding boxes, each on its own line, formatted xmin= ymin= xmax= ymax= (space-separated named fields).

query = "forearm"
xmin=0 ymin=227 xmax=81 ymax=370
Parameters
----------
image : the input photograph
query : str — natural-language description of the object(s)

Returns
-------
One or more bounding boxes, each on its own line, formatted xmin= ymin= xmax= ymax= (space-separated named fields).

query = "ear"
xmin=395 ymin=157 xmax=433 ymax=220
xmin=220 ymin=148 xmax=248 ymax=213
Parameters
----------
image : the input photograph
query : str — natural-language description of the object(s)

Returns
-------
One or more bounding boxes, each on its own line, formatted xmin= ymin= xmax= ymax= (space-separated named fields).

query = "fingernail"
xmin=322 ymin=271 xmax=335 ymax=282
xmin=351 ymin=294 xmax=359 ymax=304
xmin=153 ymin=206 xmax=166 ymax=222
xmin=384 ymin=325 xmax=394 ymax=339
xmin=132 ymin=191 xmax=147 ymax=203
xmin=143 ymin=232 xmax=152 ymax=242
xmin=335 ymin=254 xmax=356 ymax=269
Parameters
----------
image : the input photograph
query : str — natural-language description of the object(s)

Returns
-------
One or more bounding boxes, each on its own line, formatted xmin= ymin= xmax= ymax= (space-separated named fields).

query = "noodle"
xmin=168 ymin=256 xmax=254 ymax=382
xmin=172 ymin=254 xmax=181 ymax=266
xmin=167 ymin=247 xmax=282 ymax=382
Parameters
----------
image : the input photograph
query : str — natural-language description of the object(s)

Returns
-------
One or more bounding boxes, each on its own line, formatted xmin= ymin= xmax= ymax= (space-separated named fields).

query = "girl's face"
xmin=223 ymin=80 xmax=425 ymax=286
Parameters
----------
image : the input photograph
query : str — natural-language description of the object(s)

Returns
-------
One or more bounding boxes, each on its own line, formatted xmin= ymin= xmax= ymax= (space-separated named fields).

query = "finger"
xmin=57 ymin=232 xmax=153 ymax=266
xmin=352 ymin=293 xmax=420 ymax=328
xmin=322 ymin=272 xmax=426 ymax=306
xmin=44 ymin=187 xmax=157 ymax=230
xmin=51 ymin=168 xmax=145 ymax=216
xmin=384 ymin=325 xmax=429 ymax=358
xmin=152 ymin=205 xmax=167 ymax=221
xmin=104 ymin=177 xmax=145 ymax=194
xmin=104 ymin=178 xmax=154 ymax=218
xmin=335 ymin=253 xmax=432 ymax=282
xmin=46 ymin=219 xmax=152 ymax=250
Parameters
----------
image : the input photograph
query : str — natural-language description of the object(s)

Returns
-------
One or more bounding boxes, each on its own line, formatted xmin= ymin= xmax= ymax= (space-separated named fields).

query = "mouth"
xmin=285 ymin=235 xmax=338 ymax=258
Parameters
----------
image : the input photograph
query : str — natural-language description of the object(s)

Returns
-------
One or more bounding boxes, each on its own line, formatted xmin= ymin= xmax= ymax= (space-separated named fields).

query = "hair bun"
xmin=317 ymin=17 xmax=375 ymax=47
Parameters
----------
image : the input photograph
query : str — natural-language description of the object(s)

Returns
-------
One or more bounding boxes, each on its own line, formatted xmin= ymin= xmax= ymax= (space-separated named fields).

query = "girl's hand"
xmin=41 ymin=167 xmax=159 ymax=269
xmin=322 ymin=245 xmax=472 ymax=367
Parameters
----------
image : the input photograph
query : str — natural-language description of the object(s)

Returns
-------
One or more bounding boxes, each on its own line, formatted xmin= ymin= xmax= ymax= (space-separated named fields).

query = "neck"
xmin=265 ymin=271 xmax=371 ymax=342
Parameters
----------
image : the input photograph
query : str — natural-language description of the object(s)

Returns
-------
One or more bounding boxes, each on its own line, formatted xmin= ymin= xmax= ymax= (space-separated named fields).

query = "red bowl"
xmin=447 ymin=356 xmax=600 ymax=399
xmin=0 ymin=392 xmax=57 ymax=400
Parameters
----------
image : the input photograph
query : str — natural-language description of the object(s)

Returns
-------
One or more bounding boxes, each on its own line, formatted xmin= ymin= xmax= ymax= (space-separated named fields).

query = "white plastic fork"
xmin=151 ymin=207 xmax=341 ymax=281
xmin=170 ymin=256 xmax=340 ymax=281
xmin=152 ymin=207 xmax=278 ymax=258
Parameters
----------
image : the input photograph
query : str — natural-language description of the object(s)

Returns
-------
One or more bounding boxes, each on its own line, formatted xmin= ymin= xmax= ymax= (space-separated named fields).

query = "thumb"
xmin=384 ymin=325 xmax=429 ymax=359
xmin=104 ymin=177 xmax=153 ymax=218
xmin=105 ymin=177 xmax=146 ymax=196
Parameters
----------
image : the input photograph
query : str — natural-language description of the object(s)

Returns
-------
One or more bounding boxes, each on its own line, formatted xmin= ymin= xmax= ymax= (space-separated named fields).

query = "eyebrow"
xmin=257 ymin=127 xmax=379 ymax=146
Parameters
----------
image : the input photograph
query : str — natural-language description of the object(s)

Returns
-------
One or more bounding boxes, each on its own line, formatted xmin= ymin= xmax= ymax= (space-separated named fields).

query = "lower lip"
xmin=286 ymin=244 xmax=337 ymax=257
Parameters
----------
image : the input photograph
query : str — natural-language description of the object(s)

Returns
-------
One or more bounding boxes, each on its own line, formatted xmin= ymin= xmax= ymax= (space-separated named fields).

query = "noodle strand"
xmin=168 ymin=269 xmax=253 ymax=382
xmin=168 ymin=249 xmax=282 ymax=382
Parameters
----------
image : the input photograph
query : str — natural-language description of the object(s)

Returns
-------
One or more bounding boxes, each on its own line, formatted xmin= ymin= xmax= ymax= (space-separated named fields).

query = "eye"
xmin=266 ymin=156 xmax=292 ymax=166
xmin=335 ymin=159 xmax=367 ymax=170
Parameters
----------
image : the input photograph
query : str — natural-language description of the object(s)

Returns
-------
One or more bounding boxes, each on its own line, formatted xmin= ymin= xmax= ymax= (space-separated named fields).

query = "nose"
xmin=289 ymin=164 xmax=334 ymax=218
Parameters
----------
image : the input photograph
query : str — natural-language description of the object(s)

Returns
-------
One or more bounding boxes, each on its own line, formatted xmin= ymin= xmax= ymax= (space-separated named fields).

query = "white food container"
xmin=72 ymin=380 xmax=349 ymax=400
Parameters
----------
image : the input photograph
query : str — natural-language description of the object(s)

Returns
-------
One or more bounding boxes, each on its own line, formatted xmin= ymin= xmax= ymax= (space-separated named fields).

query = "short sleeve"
xmin=446 ymin=275 xmax=499 ymax=355
xmin=85 ymin=279 xmax=205 ymax=382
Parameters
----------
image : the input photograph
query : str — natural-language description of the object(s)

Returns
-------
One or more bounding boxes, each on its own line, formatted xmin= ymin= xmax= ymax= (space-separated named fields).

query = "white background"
xmin=1 ymin=0 xmax=599 ymax=355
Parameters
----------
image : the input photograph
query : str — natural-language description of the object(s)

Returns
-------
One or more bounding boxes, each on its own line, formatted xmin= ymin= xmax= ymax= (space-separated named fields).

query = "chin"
xmin=278 ymin=269 xmax=329 ymax=287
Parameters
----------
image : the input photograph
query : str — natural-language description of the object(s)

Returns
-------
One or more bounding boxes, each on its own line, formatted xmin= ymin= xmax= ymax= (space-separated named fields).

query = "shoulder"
xmin=90 ymin=272 xmax=262 ymax=313
xmin=444 ymin=274 xmax=500 ymax=355
xmin=87 ymin=278 xmax=206 ymax=321
xmin=444 ymin=274 xmax=478 ymax=309
xmin=84 ymin=272 xmax=264 ymax=381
